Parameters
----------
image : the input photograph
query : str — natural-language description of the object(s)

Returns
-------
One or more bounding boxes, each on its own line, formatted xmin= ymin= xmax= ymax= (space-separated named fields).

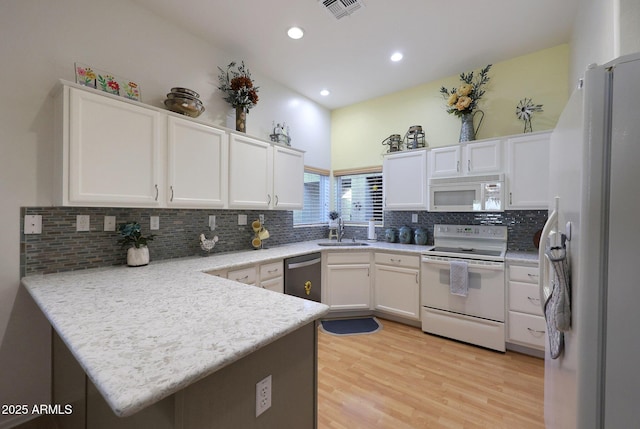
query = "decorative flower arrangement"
xmin=117 ymin=222 xmax=155 ymax=249
xmin=217 ymin=61 xmax=259 ymax=111
xmin=439 ymin=64 xmax=492 ymax=117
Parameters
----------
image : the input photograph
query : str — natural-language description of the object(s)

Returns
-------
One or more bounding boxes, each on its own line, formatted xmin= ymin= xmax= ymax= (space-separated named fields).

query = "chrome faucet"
xmin=337 ymin=217 xmax=345 ymax=242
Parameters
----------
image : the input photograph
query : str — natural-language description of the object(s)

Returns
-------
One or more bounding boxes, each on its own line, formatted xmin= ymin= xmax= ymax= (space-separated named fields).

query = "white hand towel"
xmin=449 ymin=260 xmax=469 ymax=297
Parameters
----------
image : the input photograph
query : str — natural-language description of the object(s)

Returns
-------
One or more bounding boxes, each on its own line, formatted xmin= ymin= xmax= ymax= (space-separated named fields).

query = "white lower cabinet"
xmin=259 ymin=260 xmax=284 ymax=293
xmin=374 ymin=253 xmax=420 ymax=320
xmin=507 ymin=262 xmax=546 ymax=351
xmin=212 ymin=260 xmax=284 ymax=293
xmin=324 ymin=252 xmax=371 ymax=311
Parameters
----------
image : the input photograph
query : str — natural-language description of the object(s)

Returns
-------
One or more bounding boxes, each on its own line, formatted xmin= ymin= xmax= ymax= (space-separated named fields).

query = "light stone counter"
xmin=21 ymin=239 xmax=431 ymax=418
xmin=506 ymin=250 xmax=540 ymax=264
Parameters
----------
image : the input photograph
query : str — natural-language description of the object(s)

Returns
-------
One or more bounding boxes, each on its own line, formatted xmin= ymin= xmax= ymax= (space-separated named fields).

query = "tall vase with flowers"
xmin=217 ymin=61 xmax=259 ymax=132
xmin=439 ymin=64 xmax=492 ymax=142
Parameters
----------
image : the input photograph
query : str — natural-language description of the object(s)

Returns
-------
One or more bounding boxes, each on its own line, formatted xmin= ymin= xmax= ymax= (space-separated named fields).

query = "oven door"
xmin=421 ymin=255 xmax=505 ymax=322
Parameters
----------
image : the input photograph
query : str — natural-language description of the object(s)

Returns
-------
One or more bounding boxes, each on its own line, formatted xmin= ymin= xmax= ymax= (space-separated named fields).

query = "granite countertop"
xmin=506 ymin=250 xmax=540 ymax=264
xmin=21 ymin=239 xmax=431 ymax=418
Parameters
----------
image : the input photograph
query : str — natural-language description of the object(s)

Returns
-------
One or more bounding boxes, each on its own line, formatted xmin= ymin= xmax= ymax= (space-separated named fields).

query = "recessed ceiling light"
xmin=320 ymin=89 xmax=330 ymax=96
xmin=390 ymin=52 xmax=403 ymax=62
xmin=287 ymin=27 xmax=304 ymax=40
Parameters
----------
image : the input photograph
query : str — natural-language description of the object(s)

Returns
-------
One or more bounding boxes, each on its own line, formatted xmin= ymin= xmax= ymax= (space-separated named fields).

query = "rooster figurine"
xmin=199 ymin=233 xmax=219 ymax=252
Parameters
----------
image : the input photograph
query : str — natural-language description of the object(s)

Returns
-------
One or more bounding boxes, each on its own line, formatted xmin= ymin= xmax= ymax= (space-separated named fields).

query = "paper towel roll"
xmin=368 ymin=220 xmax=376 ymax=240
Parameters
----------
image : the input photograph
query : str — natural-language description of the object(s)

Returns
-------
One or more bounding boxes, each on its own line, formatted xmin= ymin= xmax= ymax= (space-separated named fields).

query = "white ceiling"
xmin=133 ymin=0 xmax=580 ymax=110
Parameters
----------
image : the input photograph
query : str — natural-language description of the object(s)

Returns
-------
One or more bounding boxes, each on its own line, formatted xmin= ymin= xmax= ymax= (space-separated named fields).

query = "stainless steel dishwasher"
xmin=284 ymin=252 xmax=321 ymax=302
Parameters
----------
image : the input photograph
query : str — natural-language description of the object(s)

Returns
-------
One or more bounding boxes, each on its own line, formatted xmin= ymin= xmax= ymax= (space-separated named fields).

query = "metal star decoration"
xmin=516 ymin=98 xmax=543 ymax=133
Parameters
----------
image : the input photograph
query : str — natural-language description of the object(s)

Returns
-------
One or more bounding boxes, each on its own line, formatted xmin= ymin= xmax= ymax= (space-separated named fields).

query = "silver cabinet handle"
xmin=154 ymin=184 xmax=159 ymax=201
xmin=267 ymin=194 xmax=271 ymax=205
xmin=415 ymin=272 xmax=419 ymax=283
xmin=509 ymin=192 xmax=513 ymax=205
xmin=468 ymin=159 xmax=471 ymax=172
xmin=234 ymin=275 xmax=249 ymax=282
xmin=527 ymin=327 xmax=545 ymax=335
xmin=170 ymin=186 xmax=174 ymax=202
xmin=275 ymin=195 xmax=279 ymax=206
xmin=456 ymin=161 xmax=460 ymax=172
xmin=527 ymin=296 xmax=541 ymax=304
xmin=527 ymin=273 xmax=539 ymax=278
xmin=390 ymin=258 xmax=401 ymax=263
xmin=267 ymin=268 xmax=279 ymax=274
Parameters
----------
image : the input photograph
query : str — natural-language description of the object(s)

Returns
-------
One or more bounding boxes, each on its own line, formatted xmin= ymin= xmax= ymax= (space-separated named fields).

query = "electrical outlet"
xmin=208 ymin=215 xmax=216 ymax=230
xmin=150 ymin=216 xmax=160 ymax=230
xmin=24 ymin=215 xmax=42 ymax=234
xmin=104 ymin=216 xmax=116 ymax=232
xmin=255 ymin=375 xmax=272 ymax=417
xmin=411 ymin=213 xmax=418 ymax=223
xmin=259 ymin=214 xmax=265 ymax=225
xmin=238 ymin=214 xmax=247 ymax=226
xmin=76 ymin=215 xmax=90 ymax=232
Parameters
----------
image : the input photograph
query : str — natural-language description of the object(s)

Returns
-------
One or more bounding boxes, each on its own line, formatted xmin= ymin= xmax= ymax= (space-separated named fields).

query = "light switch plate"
xmin=24 ymin=215 xmax=42 ymax=234
xmin=104 ymin=216 xmax=116 ymax=232
xmin=411 ymin=213 xmax=418 ymax=223
xmin=150 ymin=216 xmax=160 ymax=230
xmin=76 ymin=215 xmax=90 ymax=232
xmin=238 ymin=214 xmax=247 ymax=225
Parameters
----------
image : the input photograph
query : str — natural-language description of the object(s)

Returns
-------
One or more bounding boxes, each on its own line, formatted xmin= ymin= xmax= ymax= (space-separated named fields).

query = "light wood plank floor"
xmin=318 ymin=318 xmax=544 ymax=429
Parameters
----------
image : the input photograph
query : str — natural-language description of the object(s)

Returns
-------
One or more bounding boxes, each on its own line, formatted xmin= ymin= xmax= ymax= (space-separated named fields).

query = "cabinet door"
xmin=374 ymin=265 xmax=420 ymax=320
xmin=228 ymin=134 xmax=273 ymax=209
xmin=383 ymin=150 xmax=428 ymax=210
xmin=506 ymin=132 xmax=550 ymax=209
xmin=68 ymin=88 xmax=161 ymax=206
xmin=273 ymin=146 xmax=304 ymax=210
xmin=325 ymin=264 xmax=371 ymax=310
xmin=429 ymin=146 xmax=461 ymax=177
xmin=167 ymin=117 xmax=228 ymax=208
xmin=466 ymin=139 xmax=502 ymax=174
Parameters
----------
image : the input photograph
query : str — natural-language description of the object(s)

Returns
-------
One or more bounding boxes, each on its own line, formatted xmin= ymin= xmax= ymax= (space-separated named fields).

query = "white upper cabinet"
xmin=58 ymin=86 xmax=162 ymax=206
xmin=429 ymin=146 xmax=461 ymax=177
xmin=466 ymin=139 xmax=502 ymax=174
xmin=272 ymin=145 xmax=304 ymax=210
xmin=228 ymin=134 xmax=273 ymax=209
xmin=166 ymin=117 xmax=228 ymax=208
xmin=429 ymin=139 xmax=502 ymax=178
xmin=506 ymin=132 xmax=551 ymax=209
xmin=228 ymin=134 xmax=303 ymax=210
xmin=383 ymin=149 xmax=428 ymax=210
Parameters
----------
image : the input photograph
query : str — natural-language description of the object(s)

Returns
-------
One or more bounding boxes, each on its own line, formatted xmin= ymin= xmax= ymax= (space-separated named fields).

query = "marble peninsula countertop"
xmin=21 ymin=239 xmax=431 ymax=418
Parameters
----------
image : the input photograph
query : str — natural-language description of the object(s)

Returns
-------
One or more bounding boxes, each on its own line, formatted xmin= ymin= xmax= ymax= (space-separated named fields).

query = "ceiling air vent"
xmin=319 ymin=0 xmax=365 ymax=20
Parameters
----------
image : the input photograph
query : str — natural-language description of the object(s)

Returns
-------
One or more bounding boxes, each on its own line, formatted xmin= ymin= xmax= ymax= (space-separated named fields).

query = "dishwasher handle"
xmin=287 ymin=257 xmax=321 ymax=270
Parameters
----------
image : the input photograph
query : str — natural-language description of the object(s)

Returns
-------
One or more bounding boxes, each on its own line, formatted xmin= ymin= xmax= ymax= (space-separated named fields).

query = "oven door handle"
xmin=421 ymin=258 xmax=504 ymax=271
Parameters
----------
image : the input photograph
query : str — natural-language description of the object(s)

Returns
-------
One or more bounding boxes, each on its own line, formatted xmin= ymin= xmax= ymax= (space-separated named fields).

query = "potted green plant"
xmin=328 ymin=211 xmax=340 ymax=228
xmin=118 ymin=222 xmax=155 ymax=267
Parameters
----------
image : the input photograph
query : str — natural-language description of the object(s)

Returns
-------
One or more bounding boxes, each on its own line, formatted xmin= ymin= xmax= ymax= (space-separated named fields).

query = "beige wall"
xmin=331 ymin=45 xmax=570 ymax=171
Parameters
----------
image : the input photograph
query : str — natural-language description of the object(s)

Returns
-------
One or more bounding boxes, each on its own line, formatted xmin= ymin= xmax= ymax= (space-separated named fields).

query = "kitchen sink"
xmin=317 ymin=241 xmax=369 ymax=246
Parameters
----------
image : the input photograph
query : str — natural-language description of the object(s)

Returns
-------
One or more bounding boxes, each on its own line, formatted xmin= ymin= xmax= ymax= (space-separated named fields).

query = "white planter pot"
xmin=127 ymin=246 xmax=149 ymax=267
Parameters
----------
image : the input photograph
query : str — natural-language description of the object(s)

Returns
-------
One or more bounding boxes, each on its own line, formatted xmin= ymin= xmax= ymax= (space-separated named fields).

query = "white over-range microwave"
xmin=429 ymin=173 xmax=505 ymax=212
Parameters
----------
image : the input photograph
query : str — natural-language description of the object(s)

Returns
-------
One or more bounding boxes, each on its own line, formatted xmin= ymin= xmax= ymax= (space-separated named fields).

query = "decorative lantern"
xmin=403 ymin=125 xmax=426 ymax=149
xmin=381 ymin=134 xmax=403 ymax=152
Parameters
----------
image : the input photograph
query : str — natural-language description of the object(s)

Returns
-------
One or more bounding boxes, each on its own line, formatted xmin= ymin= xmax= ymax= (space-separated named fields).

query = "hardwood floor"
xmin=318 ymin=318 xmax=544 ymax=429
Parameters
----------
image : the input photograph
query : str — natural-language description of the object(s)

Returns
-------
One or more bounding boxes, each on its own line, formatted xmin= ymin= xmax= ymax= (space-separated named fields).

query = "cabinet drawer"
xmin=509 ymin=264 xmax=539 ymax=283
xmin=260 ymin=261 xmax=283 ymax=281
xmin=375 ymin=252 xmax=419 ymax=269
xmin=508 ymin=281 xmax=544 ymax=316
xmin=508 ymin=311 xmax=546 ymax=349
xmin=325 ymin=252 xmax=370 ymax=265
xmin=227 ymin=266 xmax=257 ymax=285
xmin=260 ymin=276 xmax=283 ymax=294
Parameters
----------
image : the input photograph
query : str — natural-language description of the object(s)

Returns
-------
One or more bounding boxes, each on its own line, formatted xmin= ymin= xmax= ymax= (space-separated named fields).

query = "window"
xmin=334 ymin=171 xmax=383 ymax=224
xmin=293 ymin=170 xmax=330 ymax=225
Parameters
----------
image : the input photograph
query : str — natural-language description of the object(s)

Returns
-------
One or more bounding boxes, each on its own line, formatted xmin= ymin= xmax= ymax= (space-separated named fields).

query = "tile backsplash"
xmin=20 ymin=207 xmax=326 ymax=276
xmin=21 ymin=207 xmax=546 ymax=276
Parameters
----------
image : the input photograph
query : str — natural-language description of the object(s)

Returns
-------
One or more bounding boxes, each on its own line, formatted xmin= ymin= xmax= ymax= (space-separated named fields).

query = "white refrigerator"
xmin=540 ymin=52 xmax=640 ymax=428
